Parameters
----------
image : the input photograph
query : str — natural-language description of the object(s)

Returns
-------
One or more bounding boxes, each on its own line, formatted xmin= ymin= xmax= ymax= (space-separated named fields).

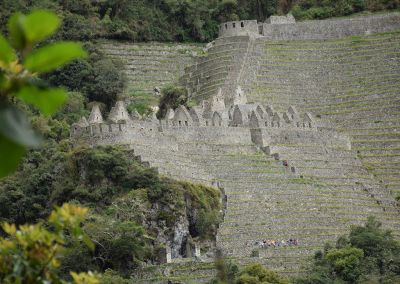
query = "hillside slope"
xmin=245 ymin=30 xmax=400 ymax=198
xmin=100 ymin=41 xmax=203 ymax=109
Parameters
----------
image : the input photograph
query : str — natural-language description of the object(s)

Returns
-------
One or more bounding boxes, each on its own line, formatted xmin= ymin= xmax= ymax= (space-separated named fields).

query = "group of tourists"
xmin=256 ymin=239 xmax=299 ymax=248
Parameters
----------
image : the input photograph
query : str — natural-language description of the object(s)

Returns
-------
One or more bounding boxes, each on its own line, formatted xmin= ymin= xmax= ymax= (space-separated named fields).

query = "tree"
xmin=0 ymin=10 xmax=87 ymax=178
xmin=157 ymin=84 xmax=189 ymax=119
xmin=294 ymin=217 xmax=400 ymax=284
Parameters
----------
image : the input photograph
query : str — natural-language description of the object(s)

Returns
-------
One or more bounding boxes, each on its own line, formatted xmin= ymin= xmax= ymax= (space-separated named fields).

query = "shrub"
xmin=0 ymin=204 xmax=99 ymax=284
xmin=238 ymin=263 xmax=289 ymax=284
xmin=157 ymin=85 xmax=188 ymax=119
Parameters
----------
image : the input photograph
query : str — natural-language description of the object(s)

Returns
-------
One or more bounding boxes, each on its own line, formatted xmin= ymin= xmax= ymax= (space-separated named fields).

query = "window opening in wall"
xmin=241 ymin=22 xmax=244 ymax=27
xmin=206 ymin=121 xmax=209 ymax=126
xmin=291 ymin=114 xmax=294 ymax=119
xmin=233 ymin=23 xmax=236 ymax=28
xmin=225 ymin=23 xmax=227 ymax=29
xmin=265 ymin=121 xmax=268 ymax=127
xmin=185 ymin=121 xmax=188 ymax=126
xmin=118 ymin=124 xmax=122 ymax=131
xmin=308 ymin=122 xmax=312 ymax=128
xmin=179 ymin=121 xmax=182 ymax=126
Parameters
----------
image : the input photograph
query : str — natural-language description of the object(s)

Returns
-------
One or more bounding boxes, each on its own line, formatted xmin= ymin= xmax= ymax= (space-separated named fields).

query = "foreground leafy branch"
xmin=0 ymin=203 xmax=99 ymax=283
xmin=0 ymin=10 xmax=87 ymax=178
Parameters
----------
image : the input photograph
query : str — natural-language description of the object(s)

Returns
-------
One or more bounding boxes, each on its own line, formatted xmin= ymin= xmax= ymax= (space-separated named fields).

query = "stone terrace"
xmin=180 ymin=35 xmax=251 ymax=103
xmin=244 ymin=30 xmax=400 ymax=198
xmin=77 ymin=122 xmax=400 ymax=275
xmin=100 ymin=41 xmax=202 ymax=106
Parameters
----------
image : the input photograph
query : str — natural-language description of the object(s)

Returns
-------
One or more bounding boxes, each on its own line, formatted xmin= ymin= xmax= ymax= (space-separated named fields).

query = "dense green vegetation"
xmin=157 ymin=85 xmax=190 ymax=119
xmin=1 ymin=1 xmax=398 ymax=43
xmin=295 ymin=217 xmax=400 ymax=284
xmin=46 ymin=42 xmax=126 ymax=110
xmin=291 ymin=0 xmax=400 ymax=20
xmin=211 ymin=258 xmax=289 ymax=284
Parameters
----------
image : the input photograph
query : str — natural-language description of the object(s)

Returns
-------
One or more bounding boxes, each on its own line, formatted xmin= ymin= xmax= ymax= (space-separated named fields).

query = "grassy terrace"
xmin=247 ymin=30 xmax=400 ymax=194
xmin=99 ymin=40 xmax=203 ymax=107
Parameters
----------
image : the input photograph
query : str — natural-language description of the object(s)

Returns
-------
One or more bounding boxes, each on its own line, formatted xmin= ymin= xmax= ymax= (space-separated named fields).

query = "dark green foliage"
xmin=294 ymin=217 xmax=400 ymax=284
xmin=291 ymin=0 xmax=399 ymax=20
xmin=157 ymin=85 xmax=189 ymax=119
xmin=1 ymin=0 xmax=398 ymax=43
xmin=210 ymin=256 xmax=287 ymax=284
xmin=127 ymin=102 xmax=153 ymax=116
xmin=46 ymin=43 xmax=126 ymax=110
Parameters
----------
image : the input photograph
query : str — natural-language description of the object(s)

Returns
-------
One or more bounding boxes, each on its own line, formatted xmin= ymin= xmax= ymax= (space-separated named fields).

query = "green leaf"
xmin=24 ymin=42 xmax=87 ymax=73
xmin=0 ymin=106 xmax=41 ymax=147
xmin=0 ymin=34 xmax=16 ymax=64
xmin=0 ymin=134 xmax=26 ymax=179
xmin=7 ymin=12 xmax=26 ymax=50
xmin=15 ymin=86 xmax=67 ymax=116
xmin=24 ymin=10 xmax=60 ymax=45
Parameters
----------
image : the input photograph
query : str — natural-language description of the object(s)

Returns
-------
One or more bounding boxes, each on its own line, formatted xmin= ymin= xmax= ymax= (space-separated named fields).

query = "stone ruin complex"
xmin=75 ymin=12 xmax=400 ymax=278
xmin=72 ymin=86 xmax=320 ymax=147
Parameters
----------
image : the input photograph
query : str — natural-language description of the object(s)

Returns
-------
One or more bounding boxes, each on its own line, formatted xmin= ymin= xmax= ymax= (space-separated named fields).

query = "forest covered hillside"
xmin=1 ymin=0 xmax=399 ymax=43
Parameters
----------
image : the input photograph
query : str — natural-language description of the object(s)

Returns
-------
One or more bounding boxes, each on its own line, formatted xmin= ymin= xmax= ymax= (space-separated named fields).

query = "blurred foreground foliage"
xmin=0 ymin=203 xmax=99 ymax=284
xmin=0 ymin=9 xmax=86 ymax=178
